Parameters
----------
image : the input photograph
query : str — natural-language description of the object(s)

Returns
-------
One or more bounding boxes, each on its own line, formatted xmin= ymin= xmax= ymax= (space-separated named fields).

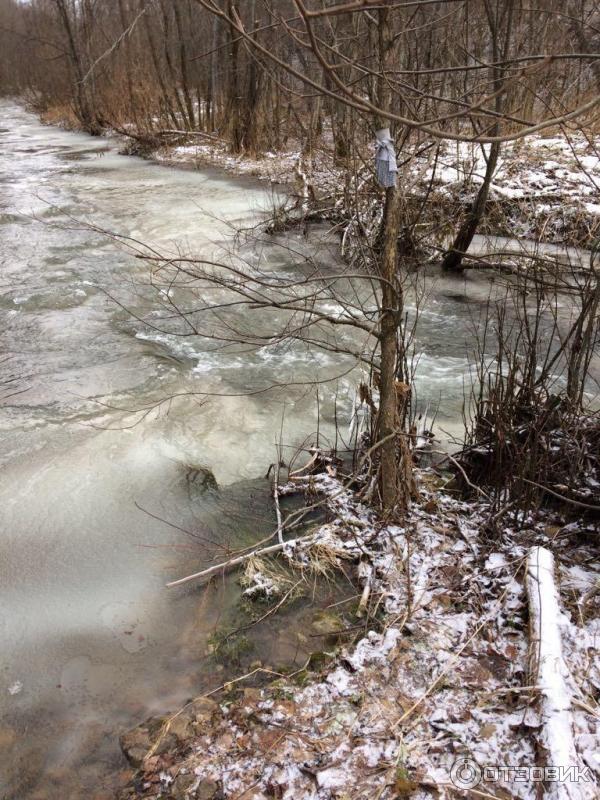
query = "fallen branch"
xmin=356 ymin=561 xmax=373 ymax=617
xmin=526 ymin=546 xmax=596 ymax=800
xmin=522 ymin=478 xmax=600 ymax=512
xmin=166 ymin=532 xmax=315 ymax=589
xmin=154 ymin=128 xmax=225 ymax=143
xmin=273 ymin=469 xmax=284 ymax=545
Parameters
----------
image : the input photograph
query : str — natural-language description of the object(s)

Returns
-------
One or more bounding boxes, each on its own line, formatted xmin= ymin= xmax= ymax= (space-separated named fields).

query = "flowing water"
xmin=0 ymin=101 xmax=335 ymax=800
xmin=1 ymin=101 xmax=594 ymax=799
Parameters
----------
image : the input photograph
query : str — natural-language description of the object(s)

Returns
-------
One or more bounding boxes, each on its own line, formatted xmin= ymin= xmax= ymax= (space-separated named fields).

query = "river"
xmin=0 ymin=100 xmax=338 ymax=799
xmin=1 ymin=101 xmax=588 ymax=799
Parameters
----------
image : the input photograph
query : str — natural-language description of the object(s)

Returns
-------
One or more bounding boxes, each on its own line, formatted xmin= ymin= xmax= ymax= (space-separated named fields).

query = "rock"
xmin=168 ymin=714 xmax=193 ymax=742
xmin=310 ymin=611 xmax=345 ymax=645
xmin=310 ymin=610 xmax=345 ymax=640
xmin=119 ymin=716 xmax=165 ymax=767
xmin=120 ymin=699 xmax=218 ymax=771
xmin=196 ymin=778 xmax=219 ymax=800
xmin=171 ymin=772 xmax=196 ymax=799
xmin=153 ymin=732 xmax=177 ymax=756
xmin=189 ymin=696 xmax=219 ymax=726
xmin=185 ymin=465 xmax=218 ymax=493
xmin=120 ymin=726 xmax=151 ymax=767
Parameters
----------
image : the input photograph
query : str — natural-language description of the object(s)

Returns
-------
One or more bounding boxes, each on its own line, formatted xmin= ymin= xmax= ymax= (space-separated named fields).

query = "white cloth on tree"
xmin=375 ymin=127 xmax=398 ymax=188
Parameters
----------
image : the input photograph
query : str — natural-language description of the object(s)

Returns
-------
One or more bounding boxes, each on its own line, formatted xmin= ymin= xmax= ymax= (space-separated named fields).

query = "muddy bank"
xmin=36 ymin=103 xmax=600 ymax=252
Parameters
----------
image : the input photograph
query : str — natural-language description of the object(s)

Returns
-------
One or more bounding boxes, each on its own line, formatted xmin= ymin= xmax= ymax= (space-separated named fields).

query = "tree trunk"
xmin=441 ymin=141 xmax=500 ymax=272
xmin=207 ymin=12 xmax=219 ymax=130
xmin=141 ymin=0 xmax=179 ymax=129
xmin=373 ymin=7 xmax=409 ymax=513
xmin=225 ymin=0 xmax=243 ymax=152
xmin=117 ymin=0 xmax=138 ymax=126
xmin=173 ymin=0 xmax=196 ymax=128
xmin=239 ymin=0 xmax=261 ymax=152
xmin=378 ymin=186 xmax=403 ymax=511
xmin=442 ymin=0 xmax=511 ymax=272
xmin=53 ymin=0 xmax=100 ymax=134
xmin=568 ymin=2 xmax=600 ymax=92
xmin=159 ymin=0 xmax=191 ymax=129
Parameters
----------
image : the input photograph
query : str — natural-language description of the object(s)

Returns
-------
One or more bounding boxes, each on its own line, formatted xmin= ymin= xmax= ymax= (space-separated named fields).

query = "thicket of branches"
xmin=1 ymin=0 xmax=599 ymax=148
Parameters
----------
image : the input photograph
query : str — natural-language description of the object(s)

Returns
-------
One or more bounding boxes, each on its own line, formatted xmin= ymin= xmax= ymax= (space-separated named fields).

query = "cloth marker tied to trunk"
xmin=375 ymin=127 xmax=398 ymax=189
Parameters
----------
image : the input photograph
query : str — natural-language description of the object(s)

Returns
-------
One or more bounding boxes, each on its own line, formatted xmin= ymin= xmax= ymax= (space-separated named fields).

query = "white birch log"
xmin=526 ymin=546 xmax=596 ymax=799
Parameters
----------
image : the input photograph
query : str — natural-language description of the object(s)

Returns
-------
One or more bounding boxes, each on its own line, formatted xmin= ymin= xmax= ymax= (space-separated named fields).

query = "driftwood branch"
xmin=166 ymin=532 xmax=315 ymax=589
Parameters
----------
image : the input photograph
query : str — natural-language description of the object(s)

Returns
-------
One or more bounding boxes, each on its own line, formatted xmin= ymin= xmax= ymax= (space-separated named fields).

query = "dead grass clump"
xmin=240 ymin=555 xmax=300 ymax=601
xmin=39 ymin=104 xmax=80 ymax=131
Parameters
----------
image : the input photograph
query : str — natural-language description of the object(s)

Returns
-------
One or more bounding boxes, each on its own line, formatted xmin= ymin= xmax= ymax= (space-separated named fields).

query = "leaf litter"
xmin=119 ymin=469 xmax=599 ymax=800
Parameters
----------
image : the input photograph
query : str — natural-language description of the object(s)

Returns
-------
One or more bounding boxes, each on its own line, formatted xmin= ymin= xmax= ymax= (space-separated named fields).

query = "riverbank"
xmin=117 ymin=466 xmax=600 ymax=800
xmin=151 ymin=130 xmax=600 ymax=251
xmin=37 ymin=104 xmax=600 ymax=252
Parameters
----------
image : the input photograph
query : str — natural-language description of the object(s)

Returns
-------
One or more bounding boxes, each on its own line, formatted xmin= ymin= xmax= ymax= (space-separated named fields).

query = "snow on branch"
xmin=526 ymin=546 xmax=596 ymax=800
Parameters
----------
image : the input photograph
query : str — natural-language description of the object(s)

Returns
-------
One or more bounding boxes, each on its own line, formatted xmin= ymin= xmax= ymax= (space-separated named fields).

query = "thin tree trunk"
xmin=568 ymin=1 xmax=600 ymax=91
xmin=442 ymin=0 xmax=511 ymax=272
xmin=53 ymin=0 xmax=99 ymax=134
xmin=441 ymin=141 xmax=501 ymax=272
xmin=173 ymin=0 xmax=196 ymax=127
xmin=141 ymin=0 xmax=179 ymax=128
xmin=240 ymin=0 xmax=261 ymax=151
xmin=207 ymin=12 xmax=219 ymax=130
xmin=225 ymin=0 xmax=243 ymax=151
xmin=374 ymin=7 xmax=407 ymax=513
xmin=159 ymin=0 xmax=191 ymax=129
xmin=378 ymin=186 xmax=404 ymax=512
xmin=117 ymin=0 xmax=138 ymax=126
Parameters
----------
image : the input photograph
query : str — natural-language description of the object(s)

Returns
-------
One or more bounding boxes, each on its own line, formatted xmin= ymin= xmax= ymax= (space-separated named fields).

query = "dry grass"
xmin=39 ymin=104 xmax=80 ymax=131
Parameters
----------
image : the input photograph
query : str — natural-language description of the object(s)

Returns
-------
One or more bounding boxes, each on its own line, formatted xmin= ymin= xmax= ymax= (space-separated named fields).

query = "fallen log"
xmin=526 ymin=546 xmax=596 ymax=799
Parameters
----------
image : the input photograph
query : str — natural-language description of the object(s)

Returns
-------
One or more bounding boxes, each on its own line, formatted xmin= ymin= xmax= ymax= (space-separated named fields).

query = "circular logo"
xmin=450 ymin=758 xmax=482 ymax=789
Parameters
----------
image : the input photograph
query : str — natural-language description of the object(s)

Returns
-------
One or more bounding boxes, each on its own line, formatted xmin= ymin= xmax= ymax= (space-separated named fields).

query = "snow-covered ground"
xmin=119 ymin=471 xmax=600 ymax=800
xmin=419 ymin=135 xmax=600 ymax=246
